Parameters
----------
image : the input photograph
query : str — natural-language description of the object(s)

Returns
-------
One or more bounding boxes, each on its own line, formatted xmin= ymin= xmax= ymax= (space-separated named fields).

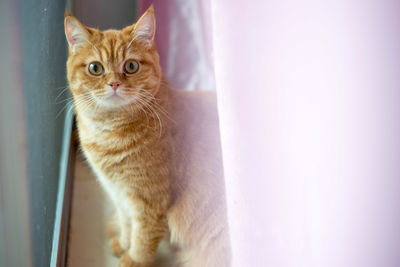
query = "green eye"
xmin=88 ymin=62 xmax=104 ymax=76
xmin=124 ymin=59 xmax=140 ymax=74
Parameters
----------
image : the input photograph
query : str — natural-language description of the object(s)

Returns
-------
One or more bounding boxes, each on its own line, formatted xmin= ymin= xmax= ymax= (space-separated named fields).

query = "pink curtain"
xmin=138 ymin=0 xmax=215 ymax=91
xmin=140 ymin=1 xmax=400 ymax=267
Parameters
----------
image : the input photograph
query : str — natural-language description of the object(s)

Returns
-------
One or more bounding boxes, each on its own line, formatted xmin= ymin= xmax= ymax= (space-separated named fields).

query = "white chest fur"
xmin=84 ymin=151 xmax=136 ymax=218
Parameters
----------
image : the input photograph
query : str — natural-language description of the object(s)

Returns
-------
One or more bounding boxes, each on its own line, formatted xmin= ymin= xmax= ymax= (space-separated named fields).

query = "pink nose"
xmin=109 ymin=81 xmax=121 ymax=91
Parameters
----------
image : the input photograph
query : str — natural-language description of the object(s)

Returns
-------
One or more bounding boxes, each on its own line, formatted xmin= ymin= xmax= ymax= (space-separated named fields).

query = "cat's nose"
xmin=109 ymin=81 xmax=121 ymax=91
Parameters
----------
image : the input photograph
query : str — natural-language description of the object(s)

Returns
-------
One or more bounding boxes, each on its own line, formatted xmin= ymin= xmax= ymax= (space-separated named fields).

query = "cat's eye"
xmin=123 ymin=59 xmax=140 ymax=75
xmin=88 ymin=62 xmax=104 ymax=76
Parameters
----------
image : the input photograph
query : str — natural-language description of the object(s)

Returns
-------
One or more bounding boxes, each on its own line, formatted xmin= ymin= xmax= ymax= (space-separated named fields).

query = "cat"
xmin=64 ymin=5 xmax=230 ymax=267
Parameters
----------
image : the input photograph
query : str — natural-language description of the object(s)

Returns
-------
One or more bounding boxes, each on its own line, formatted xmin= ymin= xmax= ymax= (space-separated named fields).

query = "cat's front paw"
xmin=109 ymin=236 xmax=125 ymax=257
xmin=119 ymin=253 xmax=151 ymax=267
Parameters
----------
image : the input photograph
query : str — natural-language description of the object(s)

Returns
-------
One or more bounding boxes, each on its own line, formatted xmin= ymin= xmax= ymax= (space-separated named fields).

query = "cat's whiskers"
xmin=55 ymin=98 xmax=74 ymax=120
xmin=56 ymin=91 xmax=92 ymax=120
xmin=90 ymin=88 xmax=114 ymax=99
xmin=75 ymin=90 xmax=153 ymax=130
xmin=73 ymin=98 xmax=92 ymax=115
xmin=135 ymin=89 xmax=177 ymax=124
xmin=93 ymin=95 xmax=100 ymax=114
xmin=133 ymin=95 xmax=159 ymax=133
xmin=56 ymin=96 xmax=75 ymax=104
xmin=54 ymin=85 xmax=71 ymax=104
xmin=134 ymin=94 xmax=163 ymax=138
xmin=72 ymin=93 xmax=96 ymax=116
xmin=131 ymin=97 xmax=151 ymax=126
xmin=122 ymin=89 xmax=176 ymax=133
xmin=125 ymin=92 xmax=161 ymax=136
xmin=119 ymin=99 xmax=152 ymax=132
xmin=138 ymin=94 xmax=168 ymax=118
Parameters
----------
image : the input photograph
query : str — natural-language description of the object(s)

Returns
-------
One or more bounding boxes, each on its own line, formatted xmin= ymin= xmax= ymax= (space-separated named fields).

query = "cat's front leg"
xmin=118 ymin=210 xmax=168 ymax=267
xmin=110 ymin=207 xmax=131 ymax=257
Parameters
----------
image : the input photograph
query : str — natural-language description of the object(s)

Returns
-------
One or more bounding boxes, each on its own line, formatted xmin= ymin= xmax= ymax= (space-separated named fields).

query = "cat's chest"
xmin=78 ymin=119 xmax=150 ymax=164
xmin=94 ymin=169 xmax=136 ymax=216
xmin=77 ymin=115 xmax=168 ymax=181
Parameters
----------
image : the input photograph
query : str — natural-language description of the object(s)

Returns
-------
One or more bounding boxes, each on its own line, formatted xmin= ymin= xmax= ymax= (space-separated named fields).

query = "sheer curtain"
xmin=138 ymin=0 xmax=215 ymax=91
xmin=140 ymin=1 xmax=400 ymax=267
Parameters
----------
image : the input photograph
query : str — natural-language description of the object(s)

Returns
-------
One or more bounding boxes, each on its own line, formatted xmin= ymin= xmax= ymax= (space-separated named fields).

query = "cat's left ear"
xmin=132 ymin=5 xmax=156 ymax=47
xmin=64 ymin=12 xmax=89 ymax=53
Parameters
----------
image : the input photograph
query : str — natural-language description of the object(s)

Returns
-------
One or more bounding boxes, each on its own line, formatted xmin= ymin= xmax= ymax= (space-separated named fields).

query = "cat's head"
xmin=64 ymin=6 xmax=161 ymax=111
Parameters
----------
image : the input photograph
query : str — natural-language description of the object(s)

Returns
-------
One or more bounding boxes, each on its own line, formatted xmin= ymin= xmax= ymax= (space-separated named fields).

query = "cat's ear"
xmin=64 ymin=12 xmax=89 ymax=53
xmin=132 ymin=5 xmax=156 ymax=47
xmin=64 ymin=9 xmax=72 ymax=19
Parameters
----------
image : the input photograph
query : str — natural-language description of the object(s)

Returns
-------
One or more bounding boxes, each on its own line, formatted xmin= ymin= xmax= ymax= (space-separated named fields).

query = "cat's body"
xmin=65 ymin=6 xmax=230 ymax=267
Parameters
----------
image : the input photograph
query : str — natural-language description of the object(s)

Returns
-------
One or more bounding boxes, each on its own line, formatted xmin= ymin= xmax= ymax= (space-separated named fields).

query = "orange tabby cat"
xmin=64 ymin=6 xmax=230 ymax=267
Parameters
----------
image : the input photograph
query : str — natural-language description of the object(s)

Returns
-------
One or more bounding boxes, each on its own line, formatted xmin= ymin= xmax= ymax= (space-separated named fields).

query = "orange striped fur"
xmin=64 ymin=6 xmax=230 ymax=267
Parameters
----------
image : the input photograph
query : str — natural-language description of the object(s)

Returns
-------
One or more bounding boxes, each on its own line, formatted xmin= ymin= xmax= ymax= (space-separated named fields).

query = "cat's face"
xmin=64 ymin=6 xmax=161 ymax=111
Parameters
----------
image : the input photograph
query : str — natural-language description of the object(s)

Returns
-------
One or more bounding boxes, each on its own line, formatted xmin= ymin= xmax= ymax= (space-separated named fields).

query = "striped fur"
xmin=65 ymin=6 xmax=230 ymax=267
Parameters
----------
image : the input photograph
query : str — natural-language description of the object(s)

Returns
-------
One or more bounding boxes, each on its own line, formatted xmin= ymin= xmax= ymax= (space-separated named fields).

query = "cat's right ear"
xmin=64 ymin=12 xmax=89 ymax=53
xmin=132 ymin=5 xmax=156 ymax=47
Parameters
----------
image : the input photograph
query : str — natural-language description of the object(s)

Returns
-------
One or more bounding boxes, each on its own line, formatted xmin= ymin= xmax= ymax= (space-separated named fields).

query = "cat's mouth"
xmin=96 ymin=91 xmax=133 ymax=107
xmin=109 ymin=94 xmax=124 ymax=101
